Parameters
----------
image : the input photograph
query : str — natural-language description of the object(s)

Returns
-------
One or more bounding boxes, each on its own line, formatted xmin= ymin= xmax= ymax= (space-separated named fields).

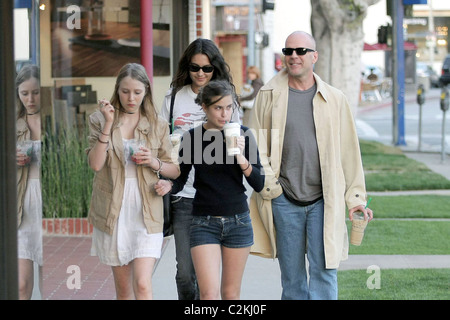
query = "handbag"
xmin=162 ymin=93 xmax=176 ymax=237
xmin=162 ymin=189 xmax=172 ymax=237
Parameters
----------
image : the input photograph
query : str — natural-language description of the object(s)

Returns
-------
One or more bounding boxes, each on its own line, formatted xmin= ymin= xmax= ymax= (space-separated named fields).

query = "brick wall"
xmin=190 ymin=0 xmax=207 ymax=41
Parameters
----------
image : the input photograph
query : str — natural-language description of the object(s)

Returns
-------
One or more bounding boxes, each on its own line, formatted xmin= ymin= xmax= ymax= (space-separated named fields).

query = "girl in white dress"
xmin=86 ymin=63 xmax=179 ymax=299
xmin=15 ymin=64 xmax=42 ymax=300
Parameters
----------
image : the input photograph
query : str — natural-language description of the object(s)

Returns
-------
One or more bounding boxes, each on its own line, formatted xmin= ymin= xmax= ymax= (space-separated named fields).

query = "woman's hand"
xmin=98 ymin=99 xmax=115 ymax=124
xmin=235 ymin=136 xmax=246 ymax=165
xmin=236 ymin=136 xmax=245 ymax=155
xmin=131 ymin=146 xmax=158 ymax=168
xmin=16 ymin=148 xmax=31 ymax=167
xmin=154 ymin=179 xmax=173 ymax=196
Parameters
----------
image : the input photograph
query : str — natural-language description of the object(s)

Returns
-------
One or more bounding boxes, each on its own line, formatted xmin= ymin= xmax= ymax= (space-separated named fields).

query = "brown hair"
xmin=247 ymin=65 xmax=261 ymax=79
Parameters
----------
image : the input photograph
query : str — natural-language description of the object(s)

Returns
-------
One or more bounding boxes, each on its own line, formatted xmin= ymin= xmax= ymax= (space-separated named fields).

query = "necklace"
xmin=27 ymin=110 xmax=41 ymax=116
xmin=114 ymin=106 xmax=136 ymax=114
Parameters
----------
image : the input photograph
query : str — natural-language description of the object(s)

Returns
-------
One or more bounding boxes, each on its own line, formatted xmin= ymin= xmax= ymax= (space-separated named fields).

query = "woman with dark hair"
xmin=16 ymin=64 xmax=42 ymax=299
xmin=159 ymin=38 xmax=240 ymax=300
xmin=169 ymin=38 xmax=237 ymax=96
xmin=156 ymin=80 xmax=264 ymax=300
xmin=86 ymin=63 xmax=179 ymax=299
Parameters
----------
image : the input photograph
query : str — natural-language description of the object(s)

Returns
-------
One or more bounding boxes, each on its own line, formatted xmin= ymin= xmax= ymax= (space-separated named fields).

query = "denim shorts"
xmin=190 ymin=212 xmax=254 ymax=249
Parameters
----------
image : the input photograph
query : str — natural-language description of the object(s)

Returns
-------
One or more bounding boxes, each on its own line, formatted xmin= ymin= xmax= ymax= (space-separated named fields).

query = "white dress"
xmin=17 ymin=140 xmax=43 ymax=266
xmin=91 ymin=139 xmax=163 ymax=266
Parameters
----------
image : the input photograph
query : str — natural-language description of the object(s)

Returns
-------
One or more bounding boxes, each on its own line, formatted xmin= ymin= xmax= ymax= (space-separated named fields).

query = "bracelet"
xmin=97 ymin=137 xmax=109 ymax=144
xmin=101 ymin=130 xmax=110 ymax=136
xmin=242 ymin=162 xmax=251 ymax=172
xmin=152 ymin=157 xmax=163 ymax=178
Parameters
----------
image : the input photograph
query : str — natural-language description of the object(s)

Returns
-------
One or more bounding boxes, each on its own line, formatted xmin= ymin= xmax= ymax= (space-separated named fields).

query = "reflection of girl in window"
xmin=16 ymin=64 xmax=42 ymax=300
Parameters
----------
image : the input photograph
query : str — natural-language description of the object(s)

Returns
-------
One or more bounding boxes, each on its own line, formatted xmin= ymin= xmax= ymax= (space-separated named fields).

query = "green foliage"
xmin=41 ymin=128 xmax=93 ymax=218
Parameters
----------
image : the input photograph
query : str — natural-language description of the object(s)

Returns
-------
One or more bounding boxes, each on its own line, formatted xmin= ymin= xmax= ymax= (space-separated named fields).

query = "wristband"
xmin=97 ymin=137 xmax=109 ymax=144
xmin=242 ymin=162 xmax=251 ymax=172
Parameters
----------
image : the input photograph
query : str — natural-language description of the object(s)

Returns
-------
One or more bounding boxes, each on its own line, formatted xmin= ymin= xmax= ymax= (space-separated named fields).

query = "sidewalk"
xmin=40 ymin=234 xmax=450 ymax=300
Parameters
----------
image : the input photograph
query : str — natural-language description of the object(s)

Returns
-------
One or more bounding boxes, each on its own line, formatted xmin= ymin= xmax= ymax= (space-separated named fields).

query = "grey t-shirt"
xmin=278 ymin=84 xmax=323 ymax=204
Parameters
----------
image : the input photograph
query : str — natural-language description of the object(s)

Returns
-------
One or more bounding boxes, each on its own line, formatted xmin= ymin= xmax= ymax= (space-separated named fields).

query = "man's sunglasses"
xmin=189 ymin=64 xmax=214 ymax=73
xmin=281 ymin=47 xmax=315 ymax=56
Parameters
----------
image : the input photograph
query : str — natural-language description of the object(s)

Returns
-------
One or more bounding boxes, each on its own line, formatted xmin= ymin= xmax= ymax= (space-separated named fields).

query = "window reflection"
xmin=35 ymin=0 xmax=173 ymax=299
xmin=15 ymin=64 xmax=43 ymax=300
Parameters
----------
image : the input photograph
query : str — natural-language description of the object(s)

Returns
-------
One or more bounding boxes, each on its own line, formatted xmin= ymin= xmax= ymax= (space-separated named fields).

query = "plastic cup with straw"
xmin=350 ymin=197 xmax=372 ymax=246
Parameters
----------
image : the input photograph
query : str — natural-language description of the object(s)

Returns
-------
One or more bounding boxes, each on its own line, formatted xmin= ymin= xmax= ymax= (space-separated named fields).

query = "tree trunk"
xmin=311 ymin=0 xmax=380 ymax=115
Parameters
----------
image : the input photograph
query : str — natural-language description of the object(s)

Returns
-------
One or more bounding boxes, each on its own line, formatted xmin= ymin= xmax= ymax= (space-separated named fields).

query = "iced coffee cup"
xmin=170 ymin=133 xmax=181 ymax=147
xmin=350 ymin=211 xmax=368 ymax=246
xmin=129 ymin=139 xmax=145 ymax=164
xmin=17 ymin=140 xmax=33 ymax=167
xmin=223 ymin=122 xmax=241 ymax=156
xmin=170 ymin=133 xmax=181 ymax=163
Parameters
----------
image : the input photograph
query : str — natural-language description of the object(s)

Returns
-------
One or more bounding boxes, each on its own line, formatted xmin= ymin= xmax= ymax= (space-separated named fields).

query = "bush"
xmin=41 ymin=128 xmax=93 ymax=218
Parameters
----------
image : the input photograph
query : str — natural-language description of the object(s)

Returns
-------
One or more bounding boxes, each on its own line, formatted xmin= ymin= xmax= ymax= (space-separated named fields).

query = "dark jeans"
xmin=171 ymin=195 xmax=199 ymax=300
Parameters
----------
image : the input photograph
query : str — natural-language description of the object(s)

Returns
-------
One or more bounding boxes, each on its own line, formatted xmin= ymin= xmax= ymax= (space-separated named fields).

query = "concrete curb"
xmin=339 ymin=255 xmax=450 ymax=270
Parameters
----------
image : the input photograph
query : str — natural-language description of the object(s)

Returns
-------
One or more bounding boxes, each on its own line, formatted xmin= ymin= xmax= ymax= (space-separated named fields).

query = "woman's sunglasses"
xmin=189 ymin=64 xmax=214 ymax=73
xmin=281 ymin=47 xmax=315 ymax=56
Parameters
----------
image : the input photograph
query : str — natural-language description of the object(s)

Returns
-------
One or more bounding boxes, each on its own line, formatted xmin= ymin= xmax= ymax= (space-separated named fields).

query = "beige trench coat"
xmin=86 ymin=111 xmax=179 ymax=236
xmin=16 ymin=118 xmax=31 ymax=227
xmin=248 ymin=70 xmax=367 ymax=269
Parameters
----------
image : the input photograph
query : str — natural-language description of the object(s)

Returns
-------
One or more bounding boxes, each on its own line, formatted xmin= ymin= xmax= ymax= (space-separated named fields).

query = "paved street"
xmin=356 ymin=87 xmax=450 ymax=154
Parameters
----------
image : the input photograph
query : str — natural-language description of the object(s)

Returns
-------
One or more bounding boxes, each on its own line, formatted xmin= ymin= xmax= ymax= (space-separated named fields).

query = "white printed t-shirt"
xmin=161 ymin=84 xmax=240 ymax=198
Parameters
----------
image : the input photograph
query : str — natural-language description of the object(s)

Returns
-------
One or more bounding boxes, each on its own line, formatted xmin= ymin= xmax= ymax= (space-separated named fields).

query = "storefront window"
xmin=13 ymin=0 xmax=173 ymax=300
xmin=14 ymin=0 xmax=42 ymax=300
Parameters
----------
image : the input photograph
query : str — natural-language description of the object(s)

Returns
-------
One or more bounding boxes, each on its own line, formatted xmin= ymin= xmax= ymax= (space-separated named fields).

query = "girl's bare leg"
xmin=18 ymin=258 xmax=34 ymax=300
xmin=221 ymin=246 xmax=251 ymax=300
xmin=132 ymin=257 xmax=156 ymax=300
xmin=191 ymin=244 xmax=222 ymax=300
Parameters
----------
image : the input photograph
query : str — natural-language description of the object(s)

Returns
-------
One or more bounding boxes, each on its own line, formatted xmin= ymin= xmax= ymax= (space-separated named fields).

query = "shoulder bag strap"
xmin=169 ymin=92 xmax=176 ymax=134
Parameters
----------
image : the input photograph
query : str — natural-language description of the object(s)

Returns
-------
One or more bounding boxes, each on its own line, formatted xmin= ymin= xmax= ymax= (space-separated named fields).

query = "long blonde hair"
xmin=110 ymin=63 xmax=157 ymax=128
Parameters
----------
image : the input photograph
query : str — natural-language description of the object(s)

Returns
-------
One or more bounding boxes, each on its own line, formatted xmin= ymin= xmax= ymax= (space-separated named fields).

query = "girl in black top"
xmin=156 ymin=80 xmax=264 ymax=299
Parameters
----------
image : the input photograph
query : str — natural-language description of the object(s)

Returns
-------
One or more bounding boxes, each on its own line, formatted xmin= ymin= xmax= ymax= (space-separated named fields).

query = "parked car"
xmin=439 ymin=54 xmax=450 ymax=87
xmin=416 ymin=62 xmax=440 ymax=88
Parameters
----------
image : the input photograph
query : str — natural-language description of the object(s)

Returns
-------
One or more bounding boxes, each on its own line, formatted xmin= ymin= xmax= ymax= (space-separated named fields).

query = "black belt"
xmin=283 ymin=191 xmax=323 ymax=207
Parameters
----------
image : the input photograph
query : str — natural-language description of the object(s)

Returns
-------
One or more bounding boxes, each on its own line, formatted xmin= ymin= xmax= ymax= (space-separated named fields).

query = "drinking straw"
xmin=365 ymin=197 xmax=372 ymax=208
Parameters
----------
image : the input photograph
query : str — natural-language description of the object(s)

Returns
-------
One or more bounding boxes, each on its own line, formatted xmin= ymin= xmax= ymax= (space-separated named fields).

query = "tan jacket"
xmin=249 ymin=70 xmax=367 ymax=269
xmin=86 ymin=111 xmax=179 ymax=235
xmin=16 ymin=118 xmax=31 ymax=227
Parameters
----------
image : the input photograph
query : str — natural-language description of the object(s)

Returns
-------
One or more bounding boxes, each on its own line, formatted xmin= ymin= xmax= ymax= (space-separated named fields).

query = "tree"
xmin=311 ymin=0 xmax=381 ymax=114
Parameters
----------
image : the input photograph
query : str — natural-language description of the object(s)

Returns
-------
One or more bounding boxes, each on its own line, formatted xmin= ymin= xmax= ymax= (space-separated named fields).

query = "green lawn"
xmin=366 ymin=195 xmax=450 ymax=219
xmin=360 ymin=140 xmax=450 ymax=191
xmin=347 ymin=220 xmax=450 ymax=255
xmin=337 ymin=140 xmax=450 ymax=300
xmin=338 ymin=269 xmax=450 ymax=300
